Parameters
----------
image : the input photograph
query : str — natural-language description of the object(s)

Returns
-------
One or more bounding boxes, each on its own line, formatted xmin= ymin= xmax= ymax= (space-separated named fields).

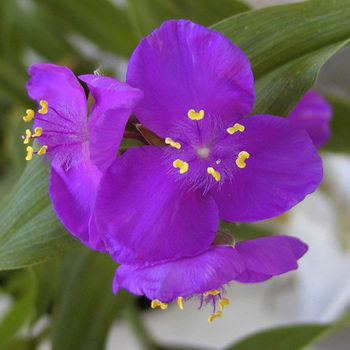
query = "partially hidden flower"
xmin=24 ymin=63 xmax=143 ymax=250
xmin=113 ymin=234 xmax=307 ymax=322
xmin=287 ymin=90 xmax=332 ymax=148
xmin=95 ymin=20 xmax=322 ymax=265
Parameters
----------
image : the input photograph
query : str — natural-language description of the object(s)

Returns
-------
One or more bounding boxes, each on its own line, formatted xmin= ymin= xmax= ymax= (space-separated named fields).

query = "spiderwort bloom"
xmin=287 ymin=90 xmax=332 ymax=148
xmin=113 ymin=233 xmax=308 ymax=322
xmin=24 ymin=63 xmax=143 ymax=250
xmin=95 ymin=20 xmax=322 ymax=265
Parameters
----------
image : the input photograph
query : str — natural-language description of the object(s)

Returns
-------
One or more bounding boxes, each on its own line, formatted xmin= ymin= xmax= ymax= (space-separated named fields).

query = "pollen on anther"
xmin=236 ymin=151 xmax=250 ymax=169
xmin=207 ymin=167 xmax=221 ymax=182
xmin=208 ymin=311 xmax=222 ymax=323
xmin=38 ymin=100 xmax=48 ymax=114
xmin=33 ymin=127 xmax=42 ymax=137
xmin=219 ymin=298 xmax=229 ymax=310
xmin=151 ymin=299 xmax=168 ymax=310
xmin=177 ymin=297 xmax=184 ymax=310
xmin=188 ymin=109 xmax=204 ymax=121
xmin=23 ymin=109 xmax=35 ymax=122
xmin=173 ymin=159 xmax=189 ymax=174
xmin=38 ymin=145 xmax=48 ymax=155
xmin=227 ymin=123 xmax=245 ymax=134
xmin=25 ymin=146 xmax=34 ymax=161
xmin=165 ymin=137 xmax=181 ymax=149
xmin=23 ymin=129 xmax=32 ymax=144
xmin=203 ymin=289 xmax=220 ymax=297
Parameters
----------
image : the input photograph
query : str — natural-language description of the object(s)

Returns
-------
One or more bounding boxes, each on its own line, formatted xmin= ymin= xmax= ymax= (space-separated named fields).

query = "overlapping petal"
xmin=95 ymin=146 xmax=219 ymax=264
xmin=27 ymin=63 xmax=87 ymax=121
xmin=113 ymin=245 xmax=245 ymax=302
xmin=287 ymin=90 xmax=332 ymax=148
xmin=235 ymin=235 xmax=308 ymax=283
xmin=49 ymin=157 xmax=102 ymax=250
xmin=211 ymin=114 xmax=323 ymax=222
xmin=126 ymin=19 xmax=254 ymax=137
xmin=79 ymin=75 xmax=143 ymax=172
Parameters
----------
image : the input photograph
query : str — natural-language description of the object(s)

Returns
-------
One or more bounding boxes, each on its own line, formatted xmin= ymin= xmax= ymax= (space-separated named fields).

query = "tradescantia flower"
xmin=287 ymin=90 xmax=332 ymax=148
xmin=95 ymin=19 xmax=323 ymax=265
xmin=113 ymin=233 xmax=307 ymax=322
xmin=24 ymin=63 xmax=143 ymax=250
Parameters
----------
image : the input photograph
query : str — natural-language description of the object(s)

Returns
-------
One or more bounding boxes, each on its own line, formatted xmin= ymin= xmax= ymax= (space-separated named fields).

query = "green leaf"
xmin=322 ymin=93 xmax=350 ymax=153
xmin=0 ymin=154 xmax=80 ymax=270
xmin=225 ymin=309 xmax=350 ymax=350
xmin=212 ymin=0 xmax=350 ymax=117
xmin=127 ymin=0 xmax=250 ymax=39
xmin=51 ymin=248 xmax=133 ymax=350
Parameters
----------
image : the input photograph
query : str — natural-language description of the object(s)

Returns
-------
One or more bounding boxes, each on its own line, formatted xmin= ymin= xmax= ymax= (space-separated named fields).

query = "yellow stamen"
xmin=151 ymin=299 xmax=168 ymax=310
xmin=37 ymin=145 xmax=48 ymax=155
xmin=227 ymin=123 xmax=245 ymax=134
xmin=187 ymin=109 xmax=204 ymax=121
xmin=208 ymin=311 xmax=222 ymax=323
xmin=38 ymin=100 xmax=48 ymax=114
xmin=23 ymin=109 xmax=35 ymax=122
xmin=165 ymin=137 xmax=181 ymax=149
xmin=177 ymin=297 xmax=184 ymax=310
xmin=173 ymin=159 xmax=189 ymax=174
xmin=33 ymin=127 xmax=42 ymax=137
xmin=207 ymin=167 xmax=221 ymax=182
xmin=219 ymin=298 xmax=230 ymax=310
xmin=236 ymin=151 xmax=250 ymax=169
xmin=203 ymin=289 xmax=220 ymax=297
xmin=23 ymin=129 xmax=32 ymax=144
xmin=25 ymin=146 xmax=34 ymax=161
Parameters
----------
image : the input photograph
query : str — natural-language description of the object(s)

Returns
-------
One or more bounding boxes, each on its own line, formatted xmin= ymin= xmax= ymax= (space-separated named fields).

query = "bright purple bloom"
xmin=287 ymin=90 xmax=332 ymax=148
xmin=113 ymin=234 xmax=307 ymax=320
xmin=25 ymin=63 xmax=143 ymax=250
xmin=95 ymin=20 xmax=322 ymax=265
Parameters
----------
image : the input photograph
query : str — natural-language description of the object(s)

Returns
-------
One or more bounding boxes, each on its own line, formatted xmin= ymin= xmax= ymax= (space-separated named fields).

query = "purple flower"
xmin=287 ymin=90 xmax=332 ymax=148
xmin=113 ymin=234 xmax=307 ymax=321
xmin=25 ymin=63 xmax=143 ymax=250
xmin=95 ymin=20 xmax=322 ymax=265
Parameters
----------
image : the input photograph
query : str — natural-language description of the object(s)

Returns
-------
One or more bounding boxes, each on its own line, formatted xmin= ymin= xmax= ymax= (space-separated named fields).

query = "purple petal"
xmin=95 ymin=146 xmax=219 ymax=264
xmin=212 ymin=114 xmax=323 ymax=221
xmin=27 ymin=63 xmax=87 ymax=119
xmin=49 ymin=158 xmax=102 ymax=250
xmin=113 ymin=245 xmax=245 ymax=302
xmin=79 ymin=74 xmax=143 ymax=172
xmin=126 ymin=19 xmax=254 ymax=138
xmin=234 ymin=235 xmax=308 ymax=283
xmin=287 ymin=90 xmax=332 ymax=148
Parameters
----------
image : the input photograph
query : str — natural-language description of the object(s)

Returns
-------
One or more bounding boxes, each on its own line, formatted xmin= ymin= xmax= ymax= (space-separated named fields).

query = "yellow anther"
xmin=173 ymin=159 xmax=189 ymax=174
xmin=33 ymin=127 xmax=42 ymax=137
xmin=165 ymin=137 xmax=181 ymax=149
xmin=187 ymin=109 xmax=204 ymax=121
xmin=37 ymin=145 xmax=48 ymax=155
xmin=151 ymin=299 xmax=168 ymax=310
xmin=208 ymin=311 xmax=222 ymax=323
xmin=236 ymin=151 xmax=250 ymax=169
xmin=23 ymin=129 xmax=32 ymax=144
xmin=227 ymin=123 xmax=245 ymax=134
xmin=219 ymin=298 xmax=230 ymax=310
xmin=203 ymin=289 xmax=220 ymax=297
xmin=177 ymin=297 xmax=184 ymax=310
xmin=38 ymin=100 xmax=48 ymax=114
xmin=23 ymin=109 xmax=35 ymax=122
xmin=25 ymin=146 xmax=34 ymax=161
xmin=207 ymin=167 xmax=221 ymax=182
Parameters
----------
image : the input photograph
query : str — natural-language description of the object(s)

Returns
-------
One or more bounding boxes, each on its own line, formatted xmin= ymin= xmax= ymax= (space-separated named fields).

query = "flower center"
xmin=165 ymin=108 xmax=250 ymax=191
xmin=196 ymin=146 xmax=210 ymax=158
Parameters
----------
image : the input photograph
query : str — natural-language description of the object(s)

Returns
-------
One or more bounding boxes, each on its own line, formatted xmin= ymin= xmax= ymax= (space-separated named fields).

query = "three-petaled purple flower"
xmin=24 ymin=64 xmax=143 ymax=250
xmin=24 ymin=19 xmax=327 ymax=321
